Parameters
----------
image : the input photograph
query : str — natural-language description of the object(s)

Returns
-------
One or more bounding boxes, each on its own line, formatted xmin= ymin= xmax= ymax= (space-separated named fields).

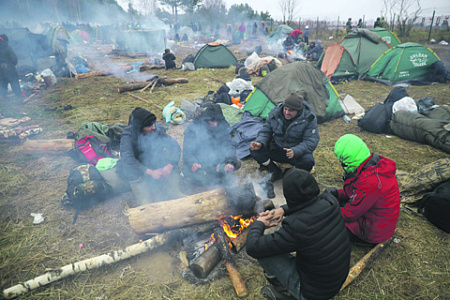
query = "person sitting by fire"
xmin=289 ymin=30 xmax=303 ymax=44
xmin=102 ymin=107 xmax=184 ymax=206
xmin=250 ymin=92 xmax=320 ymax=198
xmin=246 ymin=168 xmax=351 ymax=300
xmin=305 ymin=40 xmax=323 ymax=61
xmin=162 ymin=48 xmax=176 ymax=70
xmin=282 ymin=34 xmax=295 ymax=53
xmin=182 ymin=103 xmax=241 ymax=193
xmin=327 ymin=134 xmax=400 ymax=246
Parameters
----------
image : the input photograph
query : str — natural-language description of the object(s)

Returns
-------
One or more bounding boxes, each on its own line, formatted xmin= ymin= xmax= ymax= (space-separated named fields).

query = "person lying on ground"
xmin=326 ymin=134 xmax=400 ymax=246
xmin=246 ymin=168 xmax=351 ymax=300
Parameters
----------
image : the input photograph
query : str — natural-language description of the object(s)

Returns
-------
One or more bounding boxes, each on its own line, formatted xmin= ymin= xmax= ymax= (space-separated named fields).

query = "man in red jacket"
xmin=328 ymin=134 xmax=400 ymax=245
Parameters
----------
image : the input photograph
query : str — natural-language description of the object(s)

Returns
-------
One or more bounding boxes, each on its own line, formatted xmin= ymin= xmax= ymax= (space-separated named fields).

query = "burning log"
xmin=117 ymin=78 xmax=189 ymax=93
xmin=128 ymin=185 xmax=258 ymax=234
xmin=189 ymin=226 xmax=251 ymax=279
xmin=2 ymin=229 xmax=186 ymax=299
xmin=340 ymin=237 xmax=393 ymax=291
xmin=23 ymin=139 xmax=74 ymax=153
xmin=213 ymin=227 xmax=248 ymax=298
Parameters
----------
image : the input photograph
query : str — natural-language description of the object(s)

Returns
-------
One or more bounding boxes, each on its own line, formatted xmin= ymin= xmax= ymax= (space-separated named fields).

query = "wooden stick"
xmin=207 ymin=76 xmax=226 ymax=85
xmin=213 ymin=227 xmax=248 ymax=298
xmin=340 ymin=237 xmax=393 ymax=291
xmin=3 ymin=230 xmax=184 ymax=299
xmin=127 ymin=93 xmax=163 ymax=110
xmin=23 ymin=139 xmax=74 ymax=153
xmin=139 ymin=79 xmax=156 ymax=92
xmin=148 ymin=78 xmax=159 ymax=94
xmin=23 ymin=93 xmax=37 ymax=103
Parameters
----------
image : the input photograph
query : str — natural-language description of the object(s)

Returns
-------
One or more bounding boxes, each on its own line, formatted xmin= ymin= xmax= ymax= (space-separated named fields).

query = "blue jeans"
xmin=250 ymin=144 xmax=314 ymax=172
xmin=258 ymin=254 xmax=305 ymax=300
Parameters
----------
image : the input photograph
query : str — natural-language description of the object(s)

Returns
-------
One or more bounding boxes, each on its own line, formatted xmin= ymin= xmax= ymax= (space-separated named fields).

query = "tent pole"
xmin=428 ymin=11 xmax=435 ymax=42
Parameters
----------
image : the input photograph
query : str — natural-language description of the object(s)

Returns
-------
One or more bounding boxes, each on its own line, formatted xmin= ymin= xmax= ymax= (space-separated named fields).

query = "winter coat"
xmin=246 ymin=192 xmax=351 ymax=300
xmin=118 ymin=108 xmax=181 ymax=181
xmin=306 ymin=42 xmax=323 ymax=60
xmin=183 ymin=111 xmax=239 ymax=171
xmin=336 ymin=153 xmax=400 ymax=243
xmin=163 ymin=52 xmax=176 ymax=69
xmin=255 ymin=102 xmax=320 ymax=159
xmin=0 ymin=39 xmax=18 ymax=72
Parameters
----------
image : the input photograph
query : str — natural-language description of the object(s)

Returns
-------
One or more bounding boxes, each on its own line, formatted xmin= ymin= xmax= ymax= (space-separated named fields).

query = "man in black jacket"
xmin=115 ymin=107 xmax=183 ymax=205
xmin=0 ymin=34 xmax=22 ymax=100
xmin=246 ymin=168 xmax=351 ymax=300
xmin=162 ymin=48 xmax=176 ymax=69
xmin=250 ymin=92 xmax=319 ymax=198
xmin=182 ymin=103 xmax=241 ymax=192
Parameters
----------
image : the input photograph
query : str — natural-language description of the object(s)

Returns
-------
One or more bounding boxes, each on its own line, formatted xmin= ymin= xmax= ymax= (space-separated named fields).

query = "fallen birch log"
xmin=23 ymin=139 xmax=74 ymax=153
xmin=214 ymin=227 xmax=248 ymax=298
xmin=3 ymin=229 xmax=185 ymax=299
xmin=340 ymin=237 xmax=393 ymax=291
xmin=117 ymin=78 xmax=188 ymax=93
xmin=139 ymin=64 xmax=165 ymax=71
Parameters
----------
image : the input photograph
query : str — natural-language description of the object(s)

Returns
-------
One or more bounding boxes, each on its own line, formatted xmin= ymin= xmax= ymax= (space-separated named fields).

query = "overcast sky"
xmin=223 ymin=0 xmax=450 ymax=21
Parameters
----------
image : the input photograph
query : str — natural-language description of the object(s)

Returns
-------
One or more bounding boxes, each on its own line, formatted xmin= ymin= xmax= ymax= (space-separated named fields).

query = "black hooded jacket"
xmin=183 ymin=104 xmax=239 ymax=171
xmin=0 ymin=36 xmax=18 ymax=71
xmin=246 ymin=169 xmax=351 ymax=300
xmin=118 ymin=107 xmax=181 ymax=180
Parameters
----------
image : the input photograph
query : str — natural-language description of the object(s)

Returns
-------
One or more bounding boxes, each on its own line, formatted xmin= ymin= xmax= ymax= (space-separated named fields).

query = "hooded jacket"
xmin=335 ymin=136 xmax=400 ymax=243
xmin=246 ymin=168 xmax=351 ymax=300
xmin=255 ymin=101 xmax=320 ymax=159
xmin=118 ymin=107 xmax=181 ymax=180
xmin=183 ymin=104 xmax=239 ymax=171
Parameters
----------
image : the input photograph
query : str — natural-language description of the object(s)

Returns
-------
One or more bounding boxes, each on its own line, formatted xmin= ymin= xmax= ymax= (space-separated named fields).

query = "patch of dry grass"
xmin=0 ymin=39 xmax=449 ymax=300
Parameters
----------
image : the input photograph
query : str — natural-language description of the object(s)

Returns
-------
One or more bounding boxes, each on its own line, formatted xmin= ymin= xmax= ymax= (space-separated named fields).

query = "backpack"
xmin=417 ymin=180 xmax=450 ymax=233
xmin=62 ymin=164 xmax=109 ymax=224
xmin=71 ymin=135 xmax=111 ymax=166
xmin=182 ymin=54 xmax=195 ymax=64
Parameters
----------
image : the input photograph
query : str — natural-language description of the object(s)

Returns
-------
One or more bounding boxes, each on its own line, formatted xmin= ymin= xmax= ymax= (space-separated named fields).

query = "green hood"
xmin=334 ymin=134 xmax=371 ymax=174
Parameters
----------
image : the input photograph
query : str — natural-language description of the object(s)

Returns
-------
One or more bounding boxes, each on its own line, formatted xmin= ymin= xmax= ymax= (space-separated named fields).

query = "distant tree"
xmin=260 ymin=11 xmax=272 ymax=22
xmin=279 ymin=0 xmax=299 ymax=26
xmin=181 ymin=0 xmax=203 ymax=14
xmin=159 ymin=0 xmax=183 ymax=23
xmin=228 ymin=4 xmax=257 ymax=20
xmin=383 ymin=0 xmax=421 ymax=36
xmin=197 ymin=0 xmax=227 ymax=25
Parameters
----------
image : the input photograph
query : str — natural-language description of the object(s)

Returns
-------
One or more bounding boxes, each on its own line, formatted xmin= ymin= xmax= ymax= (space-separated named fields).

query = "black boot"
xmin=267 ymin=161 xmax=283 ymax=182
xmin=263 ymin=273 xmax=297 ymax=300
xmin=265 ymin=181 xmax=275 ymax=199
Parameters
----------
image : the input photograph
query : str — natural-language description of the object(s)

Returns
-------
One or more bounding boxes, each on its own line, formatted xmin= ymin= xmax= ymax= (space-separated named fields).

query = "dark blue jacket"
xmin=255 ymin=102 xmax=320 ymax=159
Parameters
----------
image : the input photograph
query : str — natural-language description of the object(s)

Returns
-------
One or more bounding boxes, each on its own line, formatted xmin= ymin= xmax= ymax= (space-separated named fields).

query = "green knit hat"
xmin=334 ymin=134 xmax=371 ymax=174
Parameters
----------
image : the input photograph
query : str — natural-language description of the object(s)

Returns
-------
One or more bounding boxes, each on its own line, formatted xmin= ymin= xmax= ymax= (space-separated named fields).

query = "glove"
xmin=324 ymin=188 xmax=338 ymax=198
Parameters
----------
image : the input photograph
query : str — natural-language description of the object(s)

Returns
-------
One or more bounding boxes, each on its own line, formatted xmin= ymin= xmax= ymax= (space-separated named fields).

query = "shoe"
xmin=261 ymin=285 xmax=296 ymax=300
xmin=258 ymin=164 xmax=269 ymax=172
xmin=266 ymin=181 xmax=275 ymax=199
xmin=267 ymin=162 xmax=283 ymax=182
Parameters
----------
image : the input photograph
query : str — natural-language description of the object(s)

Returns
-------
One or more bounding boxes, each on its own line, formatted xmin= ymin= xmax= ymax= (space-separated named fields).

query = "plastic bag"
xmin=392 ymin=97 xmax=418 ymax=114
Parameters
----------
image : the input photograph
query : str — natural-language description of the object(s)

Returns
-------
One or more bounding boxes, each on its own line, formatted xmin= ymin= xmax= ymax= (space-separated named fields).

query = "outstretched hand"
xmin=257 ymin=208 xmax=284 ymax=227
xmin=250 ymin=142 xmax=262 ymax=151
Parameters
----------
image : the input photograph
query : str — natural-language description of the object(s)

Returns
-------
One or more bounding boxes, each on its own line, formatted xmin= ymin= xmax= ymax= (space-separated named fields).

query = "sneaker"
xmin=268 ymin=162 xmax=284 ymax=182
xmin=266 ymin=181 xmax=275 ymax=199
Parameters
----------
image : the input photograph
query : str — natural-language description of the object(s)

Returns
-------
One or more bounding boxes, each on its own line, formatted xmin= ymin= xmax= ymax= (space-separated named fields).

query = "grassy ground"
xmin=0 ymin=35 xmax=449 ymax=300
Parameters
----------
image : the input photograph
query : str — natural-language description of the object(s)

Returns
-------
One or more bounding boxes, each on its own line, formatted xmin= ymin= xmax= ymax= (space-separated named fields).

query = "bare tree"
xmin=383 ymin=0 xmax=421 ymax=36
xmin=279 ymin=0 xmax=299 ymax=25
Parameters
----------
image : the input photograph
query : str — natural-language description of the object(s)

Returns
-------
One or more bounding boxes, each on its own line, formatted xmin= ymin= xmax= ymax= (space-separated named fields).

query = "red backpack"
xmin=73 ymin=135 xmax=111 ymax=166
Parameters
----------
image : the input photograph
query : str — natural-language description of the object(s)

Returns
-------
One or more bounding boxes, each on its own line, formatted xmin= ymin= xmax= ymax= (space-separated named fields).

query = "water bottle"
xmin=342 ymin=115 xmax=351 ymax=123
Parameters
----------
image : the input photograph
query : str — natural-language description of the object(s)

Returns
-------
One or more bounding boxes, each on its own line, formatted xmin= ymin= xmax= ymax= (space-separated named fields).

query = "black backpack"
xmin=417 ymin=180 xmax=450 ymax=233
xmin=358 ymin=87 xmax=409 ymax=134
xmin=62 ymin=164 xmax=109 ymax=224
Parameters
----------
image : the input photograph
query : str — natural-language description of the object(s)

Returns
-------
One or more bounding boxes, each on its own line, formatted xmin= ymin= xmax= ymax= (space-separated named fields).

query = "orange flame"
xmin=204 ymin=233 xmax=215 ymax=250
xmin=288 ymin=50 xmax=294 ymax=54
xmin=219 ymin=215 xmax=256 ymax=240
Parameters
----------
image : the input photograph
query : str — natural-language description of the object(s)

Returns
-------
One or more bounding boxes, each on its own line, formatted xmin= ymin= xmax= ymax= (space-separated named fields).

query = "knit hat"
xmin=165 ymin=48 xmax=170 ymax=54
xmin=283 ymin=168 xmax=320 ymax=208
xmin=284 ymin=92 xmax=304 ymax=111
xmin=334 ymin=134 xmax=371 ymax=174
xmin=130 ymin=107 xmax=156 ymax=132
xmin=202 ymin=103 xmax=224 ymax=122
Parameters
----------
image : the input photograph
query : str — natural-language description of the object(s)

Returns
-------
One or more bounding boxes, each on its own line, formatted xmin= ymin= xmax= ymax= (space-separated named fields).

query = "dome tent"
xmin=364 ymin=43 xmax=441 ymax=85
xmin=370 ymin=28 xmax=401 ymax=47
xmin=316 ymin=28 xmax=392 ymax=83
xmin=243 ymin=61 xmax=344 ymax=124
xmin=193 ymin=42 xmax=238 ymax=69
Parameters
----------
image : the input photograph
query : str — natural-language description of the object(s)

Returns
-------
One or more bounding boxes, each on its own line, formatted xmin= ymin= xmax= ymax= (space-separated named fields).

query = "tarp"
xmin=70 ymin=29 xmax=90 ymax=44
xmin=316 ymin=28 xmax=392 ymax=82
xmin=365 ymin=43 xmax=441 ymax=85
xmin=243 ymin=61 xmax=344 ymax=123
xmin=193 ymin=42 xmax=237 ymax=69
xmin=370 ymin=28 xmax=401 ymax=47
xmin=0 ymin=27 xmax=53 ymax=76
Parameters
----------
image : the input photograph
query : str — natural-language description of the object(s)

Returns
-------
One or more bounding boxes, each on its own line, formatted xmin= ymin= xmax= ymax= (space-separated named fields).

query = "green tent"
xmin=243 ymin=61 xmax=344 ymax=123
xmin=365 ymin=43 xmax=441 ymax=85
xmin=193 ymin=43 xmax=237 ymax=69
xmin=316 ymin=28 xmax=392 ymax=82
xmin=266 ymin=24 xmax=294 ymax=42
xmin=370 ymin=28 xmax=401 ymax=47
